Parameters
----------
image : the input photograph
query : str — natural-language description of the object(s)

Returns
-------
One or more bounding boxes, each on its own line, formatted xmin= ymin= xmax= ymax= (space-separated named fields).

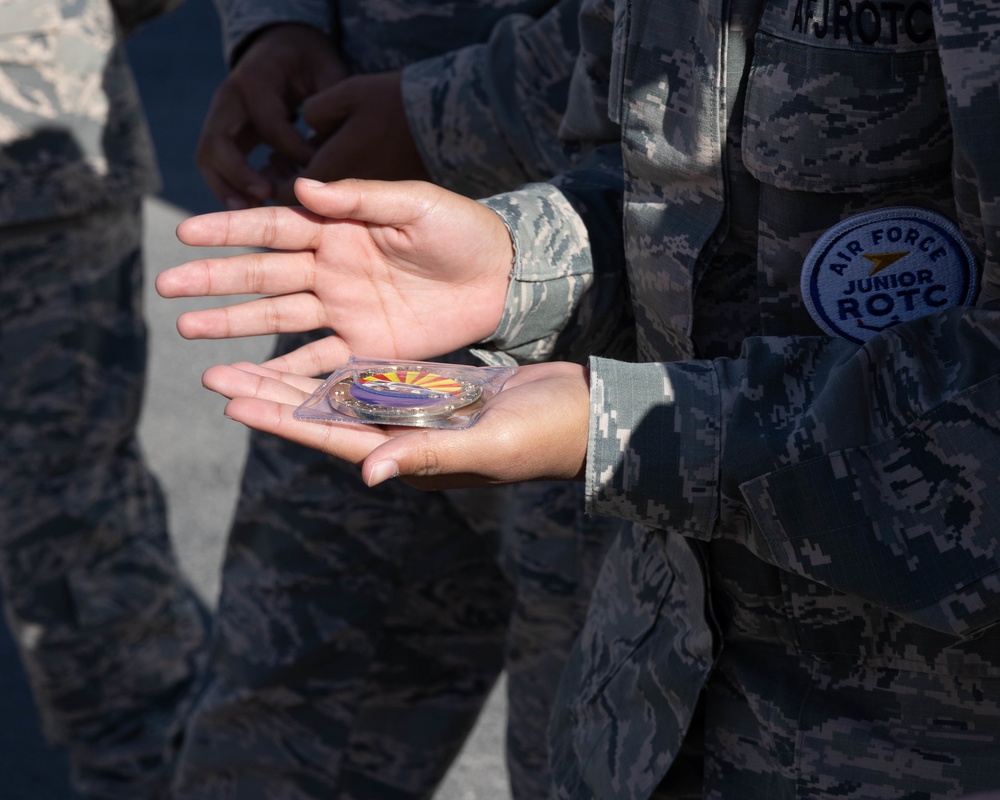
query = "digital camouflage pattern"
xmin=0 ymin=200 xmax=206 ymax=799
xmin=173 ymin=1 xmax=626 ymax=798
xmin=211 ymin=0 xmax=332 ymax=64
xmin=213 ymin=0 xmax=586 ymax=195
xmin=174 ymin=443 xmax=617 ymax=799
xmin=474 ymin=0 xmax=1000 ymax=796
xmin=0 ymin=0 xmax=178 ymax=225
xmin=172 ymin=438 xmax=516 ymax=799
xmin=0 ymin=2 xmax=207 ymax=798
xmin=400 ymin=0 xmax=586 ymax=199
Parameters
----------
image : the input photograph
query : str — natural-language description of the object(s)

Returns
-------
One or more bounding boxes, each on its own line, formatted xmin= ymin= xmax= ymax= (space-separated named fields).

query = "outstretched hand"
xmin=156 ymin=178 xmax=514 ymax=376
xmin=203 ymin=361 xmax=591 ymax=490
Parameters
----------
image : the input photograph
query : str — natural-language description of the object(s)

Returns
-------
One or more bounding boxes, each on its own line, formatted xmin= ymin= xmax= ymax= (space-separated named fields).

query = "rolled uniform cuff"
xmin=586 ymin=357 xmax=722 ymax=536
xmin=471 ymin=184 xmax=594 ymax=365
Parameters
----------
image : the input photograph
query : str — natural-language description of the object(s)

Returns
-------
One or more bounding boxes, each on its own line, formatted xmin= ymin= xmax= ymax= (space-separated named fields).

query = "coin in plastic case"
xmin=327 ymin=368 xmax=484 ymax=423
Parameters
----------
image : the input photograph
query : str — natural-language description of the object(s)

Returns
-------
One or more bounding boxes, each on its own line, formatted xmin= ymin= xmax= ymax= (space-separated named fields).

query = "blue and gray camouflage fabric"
xmin=172 ymin=1 xmax=626 ymax=798
xmin=467 ymin=0 xmax=1000 ymax=796
xmin=0 ymin=1 xmax=207 ymax=797
xmin=0 ymin=5 xmax=207 ymax=794
xmin=400 ymin=0 xmax=589 ymax=199
xmin=0 ymin=0 xmax=175 ymax=226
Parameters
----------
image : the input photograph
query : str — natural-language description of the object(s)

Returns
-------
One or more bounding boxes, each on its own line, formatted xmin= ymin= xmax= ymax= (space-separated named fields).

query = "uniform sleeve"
xmin=588 ymin=308 xmax=1000 ymax=640
xmin=587 ymin=0 xmax=1000 ymax=640
xmin=454 ymin=0 xmax=629 ymax=365
xmin=400 ymin=0 xmax=582 ymax=198
xmin=933 ymin=0 xmax=1000 ymax=304
xmin=402 ymin=0 xmax=620 ymax=199
xmin=212 ymin=0 xmax=333 ymax=65
xmin=110 ymin=0 xmax=183 ymax=36
xmin=472 ymin=142 xmax=632 ymax=366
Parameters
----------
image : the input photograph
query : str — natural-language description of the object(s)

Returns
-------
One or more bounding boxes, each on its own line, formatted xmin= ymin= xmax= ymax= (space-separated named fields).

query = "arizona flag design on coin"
xmin=350 ymin=370 xmax=467 ymax=408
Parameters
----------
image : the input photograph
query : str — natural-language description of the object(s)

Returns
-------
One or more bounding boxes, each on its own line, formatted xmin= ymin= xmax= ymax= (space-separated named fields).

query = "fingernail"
xmin=366 ymin=460 xmax=399 ymax=487
xmin=298 ymin=178 xmax=325 ymax=188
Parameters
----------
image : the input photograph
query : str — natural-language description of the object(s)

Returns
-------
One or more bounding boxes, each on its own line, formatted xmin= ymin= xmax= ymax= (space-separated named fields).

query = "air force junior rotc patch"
xmin=801 ymin=207 xmax=979 ymax=344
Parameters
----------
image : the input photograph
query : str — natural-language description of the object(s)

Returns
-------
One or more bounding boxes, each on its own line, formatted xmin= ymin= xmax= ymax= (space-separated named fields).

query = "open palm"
xmin=157 ymin=178 xmax=515 ymax=373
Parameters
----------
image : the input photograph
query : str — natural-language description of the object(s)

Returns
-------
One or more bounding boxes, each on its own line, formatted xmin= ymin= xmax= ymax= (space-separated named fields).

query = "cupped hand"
xmin=202 ymin=361 xmax=591 ymax=490
xmin=196 ymin=24 xmax=347 ymax=210
xmin=156 ymin=178 xmax=514 ymax=375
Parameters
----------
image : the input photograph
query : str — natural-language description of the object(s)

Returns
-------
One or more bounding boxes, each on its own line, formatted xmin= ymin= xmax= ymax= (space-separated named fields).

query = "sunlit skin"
xmin=204 ymin=360 xmax=591 ymax=490
xmin=159 ymin=177 xmax=592 ymax=489
xmin=156 ymin=177 xmax=515 ymax=376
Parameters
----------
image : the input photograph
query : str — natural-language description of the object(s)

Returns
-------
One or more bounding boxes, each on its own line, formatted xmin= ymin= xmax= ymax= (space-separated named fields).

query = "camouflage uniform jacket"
xmin=475 ymin=0 xmax=1000 ymax=796
xmin=213 ymin=0 xmax=586 ymax=198
xmin=0 ymin=0 xmax=176 ymax=226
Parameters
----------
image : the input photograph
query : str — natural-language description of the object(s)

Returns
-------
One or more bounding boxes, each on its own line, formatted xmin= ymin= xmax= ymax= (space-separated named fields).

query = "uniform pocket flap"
xmin=742 ymin=31 xmax=950 ymax=193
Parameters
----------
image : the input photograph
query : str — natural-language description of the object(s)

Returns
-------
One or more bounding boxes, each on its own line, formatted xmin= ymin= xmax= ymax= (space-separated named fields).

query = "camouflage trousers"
xmin=171 ymin=335 xmax=622 ymax=800
xmin=0 ymin=201 xmax=208 ymax=798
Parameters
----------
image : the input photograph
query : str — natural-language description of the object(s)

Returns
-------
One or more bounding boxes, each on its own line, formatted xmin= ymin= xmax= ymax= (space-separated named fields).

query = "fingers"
xmin=205 ymin=362 xmax=504 ymax=490
xmin=196 ymin=84 xmax=275 ymax=209
xmin=360 ymin=363 xmax=592 ymax=488
xmin=156 ymin=251 xmax=315 ymax=299
xmin=296 ymin=72 xmax=430 ymax=185
xmin=174 ymin=205 xmax=325 ymax=251
xmin=260 ymin=337 xmax=353 ymax=378
xmin=204 ymin=363 xmax=387 ymax=464
xmin=302 ymin=121 xmax=431 ymax=185
xmin=202 ymin=361 xmax=590 ymax=492
xmin=203 ymin=361 xmax=320 ymax=402
xmin=224 ymin=395 xmax=385 ymax=466
xmin=174 ymin=293 xmax=330 ymax=339
xmin=193 ymin=24 xmax=348 ymax=210
xmin=360 ymin=428 xmax=497 ymax=490
xmin=173 ymin=180 xmax=448 ymax=252
xmin=245 ymin=94 xmax=313 ymax=166
xmin=300 ymin=81 xmax=354 ymax=135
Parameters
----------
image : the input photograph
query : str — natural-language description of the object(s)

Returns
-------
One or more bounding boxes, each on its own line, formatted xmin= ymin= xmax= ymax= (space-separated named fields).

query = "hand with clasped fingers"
xmin=198 ymin=23 xmax=430 ymax=209
xmin=196 ymin=24 xmax=348 ymax=209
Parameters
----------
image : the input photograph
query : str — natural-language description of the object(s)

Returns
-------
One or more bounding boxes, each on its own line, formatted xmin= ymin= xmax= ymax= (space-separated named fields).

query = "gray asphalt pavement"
xmin=0 ymin=1 xmax=508 ymax=796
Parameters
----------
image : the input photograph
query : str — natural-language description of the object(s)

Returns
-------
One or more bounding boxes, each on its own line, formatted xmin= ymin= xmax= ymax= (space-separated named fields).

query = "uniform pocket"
xmin=740 ymin=372 xmax=1000 ymax=637
xmin=552 ymin=527 xmax=713 ymax=799
xmin=742 ymin=31 xmax=950 ymax=193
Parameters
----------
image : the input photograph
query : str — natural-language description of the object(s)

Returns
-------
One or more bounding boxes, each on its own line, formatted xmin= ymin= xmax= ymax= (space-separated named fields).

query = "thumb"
xmin=301 ymin=80 xmax=354 ymax=135
xmin=260 ymin=335 xmax=353 ymax=378
xmin=360 ymin=428 xmax=498 ymax=490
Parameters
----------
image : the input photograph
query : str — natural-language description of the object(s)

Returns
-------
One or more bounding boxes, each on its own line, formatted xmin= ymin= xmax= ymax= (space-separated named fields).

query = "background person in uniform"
xmin=168 ymin=1 xmax=625 ymax=798
xmin=162 ymin=0 xmax=1000 ymax=796
xmin=0 ymin=1 xmax=208 ymax=797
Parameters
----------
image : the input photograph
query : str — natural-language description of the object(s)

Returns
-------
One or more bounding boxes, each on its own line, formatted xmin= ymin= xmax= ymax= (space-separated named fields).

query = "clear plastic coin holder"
xmin=294 ymin=357 xmax=516 ymax=430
